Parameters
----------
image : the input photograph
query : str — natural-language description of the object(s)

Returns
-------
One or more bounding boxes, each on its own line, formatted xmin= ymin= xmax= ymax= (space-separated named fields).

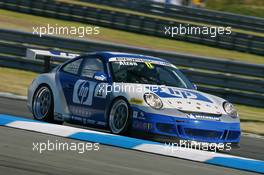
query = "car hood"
xmin=112 ymin=83 xmax=225 ymax=115
xmin=151 ymin=86 xmax=224 ymax=115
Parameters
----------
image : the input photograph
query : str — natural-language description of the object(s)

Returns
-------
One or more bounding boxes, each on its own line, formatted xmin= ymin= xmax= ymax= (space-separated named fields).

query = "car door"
xmin=71 ymin=56 xmax=108 ymax=126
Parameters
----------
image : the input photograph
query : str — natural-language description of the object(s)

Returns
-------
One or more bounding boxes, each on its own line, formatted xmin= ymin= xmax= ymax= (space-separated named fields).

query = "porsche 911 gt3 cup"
xmin=27 ymin=51 xmax=241 ymax=145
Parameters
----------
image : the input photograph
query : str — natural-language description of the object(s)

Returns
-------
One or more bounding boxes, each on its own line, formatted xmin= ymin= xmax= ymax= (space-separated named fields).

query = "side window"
xmin=81 ymin=58 xmax=104 ymax=78
xmin=62 ymin=58 xmax=82 ymax=75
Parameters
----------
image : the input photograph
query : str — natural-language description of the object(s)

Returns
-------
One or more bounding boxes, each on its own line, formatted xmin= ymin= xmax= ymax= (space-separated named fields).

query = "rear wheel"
xmin=108 ymin=99 xmax=131 ymax=134
xmin=33 ymin=86 xmax=62 ymax=124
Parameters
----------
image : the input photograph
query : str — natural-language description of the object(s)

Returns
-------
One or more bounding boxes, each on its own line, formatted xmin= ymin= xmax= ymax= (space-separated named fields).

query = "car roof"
xmin=83 ymin=51 xmax=169 ymax=63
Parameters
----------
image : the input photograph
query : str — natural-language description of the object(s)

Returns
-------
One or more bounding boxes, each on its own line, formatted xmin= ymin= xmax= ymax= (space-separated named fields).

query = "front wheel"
xmin=108 ymin=99 xmax=131 ymax=134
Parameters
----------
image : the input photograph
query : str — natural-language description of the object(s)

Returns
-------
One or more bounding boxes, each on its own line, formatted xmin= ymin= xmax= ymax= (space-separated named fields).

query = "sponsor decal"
xmin=132 ymin=121 xmax=152 ymax=131
xmin=96 ymin=121 xmax=106 ymax=126
xmin=109 ymin=57 xmax=173 ymax=67
xmin=118 ymin=61 xmax=138 ymax=66
xmin=133 ymin=111 xmax=138 ymax=119
xmin=96 ymin=89 xmax=103 ymax=97
xmin=73 ymin=80 xmax=95 ymax=105
xmin=94 ymin=83 xmax=107 ymax=98
xmin=94 ymin=74 xmax=107 ymax=81
xmin=70 ymin=106 xmax=92 ymax=117
xmin=132 ymin=110 xmax=146 ymax=120
xmin=86 ymin=119 xmax=96 ymax=125
xmin=149 ymin=86 xmax=213 ymax=103
xmin=70 ymin=115 xmax=105 ymax=126
xmin=71 ymin=116 xmax=83 ymax=122
xmin=144 ymin=62 xmax=154 ymax=69
xmin=186 ymin=113 xmax=220 ymax=121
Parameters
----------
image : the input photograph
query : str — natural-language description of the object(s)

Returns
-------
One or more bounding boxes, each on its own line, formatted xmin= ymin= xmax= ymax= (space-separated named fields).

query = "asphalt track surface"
xmin=0 ymin=97 xmax=263 ymax=175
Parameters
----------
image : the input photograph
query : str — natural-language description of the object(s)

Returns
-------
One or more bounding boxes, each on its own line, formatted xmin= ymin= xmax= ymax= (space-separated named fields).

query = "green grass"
xmin=0 ymin=67 xmax=263 ymax=135
xmin=0 ymin=67 xmax=37 ymax=96
xmin=0 ymin=9 xmax=264 ymax=64
xmin=206 ymin=0 xmax=264 ymax=18
xmin=236 ymin=104 xmax=264 ymax=122
xmin=234 ymin=104 xmax=264 ymax=135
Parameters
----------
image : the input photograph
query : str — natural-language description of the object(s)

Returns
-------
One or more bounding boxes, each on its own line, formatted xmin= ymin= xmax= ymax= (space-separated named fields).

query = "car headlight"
xmin=223 ymin=102 xmax=238 ymax=118
xmin=144 ymin=93 xmax=163 ymax=109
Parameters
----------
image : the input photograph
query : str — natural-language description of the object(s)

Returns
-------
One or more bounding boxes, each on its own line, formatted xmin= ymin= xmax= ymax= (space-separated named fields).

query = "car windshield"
xmin=110 ymin=60 xmax=195 ymax=89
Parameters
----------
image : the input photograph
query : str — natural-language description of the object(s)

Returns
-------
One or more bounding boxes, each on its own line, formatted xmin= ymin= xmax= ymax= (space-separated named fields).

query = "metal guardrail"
xmin=0 ymin=29 xmax=263 ymax=78
xmin=0 ymin=0 xmax=263 ymax=56
xmin=0 ymin=55 xmax=46 ymax=73
xmin=0 ymin=29 xmax=263 ymax=107
xmin=82 ymin=0 xmax=264 ymax=33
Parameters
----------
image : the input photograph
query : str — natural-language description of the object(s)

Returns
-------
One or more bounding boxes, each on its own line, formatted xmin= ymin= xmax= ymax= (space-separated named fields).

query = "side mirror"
xmin=193 ymin=83 xmax=198 ymax=90
xmin=94 ymin=72 xmax=108 ymax=82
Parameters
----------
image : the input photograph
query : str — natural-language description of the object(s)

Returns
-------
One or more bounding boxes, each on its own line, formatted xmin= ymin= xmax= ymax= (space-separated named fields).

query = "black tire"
xmin=108 ymin=98 xmax=131 ymax=135
xmin=32 ymin=85 xmax=63 ymax=124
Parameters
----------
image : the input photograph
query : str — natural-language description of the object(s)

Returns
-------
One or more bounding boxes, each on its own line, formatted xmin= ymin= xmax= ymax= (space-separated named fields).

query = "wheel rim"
xmin=109 ymin=100 xmax=129 ymax=134
xmin=33 ymin=87 xmax=51 ymax=120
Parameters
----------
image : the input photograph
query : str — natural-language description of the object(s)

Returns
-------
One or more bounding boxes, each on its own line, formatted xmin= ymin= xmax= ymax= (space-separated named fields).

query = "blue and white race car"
xmin=27 ymin=51 xmax=240 ymax=145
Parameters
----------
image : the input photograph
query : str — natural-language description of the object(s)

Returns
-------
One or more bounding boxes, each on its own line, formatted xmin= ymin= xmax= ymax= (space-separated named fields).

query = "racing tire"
xmin=32 ymin=85 xmax=63 ymax=124
xmin=108 ymin=98 xmax=131 ymax=135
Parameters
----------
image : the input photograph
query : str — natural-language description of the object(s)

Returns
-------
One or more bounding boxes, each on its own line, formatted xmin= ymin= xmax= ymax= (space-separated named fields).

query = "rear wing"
xmin=26 ymin=48 xmax=80 ymax=72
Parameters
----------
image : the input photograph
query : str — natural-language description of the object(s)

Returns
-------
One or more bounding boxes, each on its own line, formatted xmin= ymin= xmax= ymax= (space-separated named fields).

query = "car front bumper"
xmin=131 ymin=107 xmax=241 ymax=144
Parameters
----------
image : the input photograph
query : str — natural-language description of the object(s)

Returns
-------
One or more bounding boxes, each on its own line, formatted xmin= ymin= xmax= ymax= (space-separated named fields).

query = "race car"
xmin=27 ymin=51 xmax=241 ymax=145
